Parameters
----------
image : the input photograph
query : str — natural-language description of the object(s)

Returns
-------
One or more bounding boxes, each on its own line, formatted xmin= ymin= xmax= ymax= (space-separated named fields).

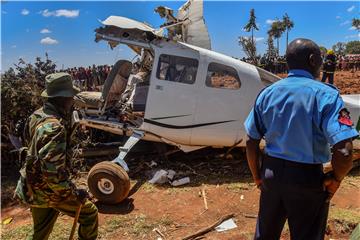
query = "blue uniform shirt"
xmin=244 ymin=69 xmax=359 ymax=164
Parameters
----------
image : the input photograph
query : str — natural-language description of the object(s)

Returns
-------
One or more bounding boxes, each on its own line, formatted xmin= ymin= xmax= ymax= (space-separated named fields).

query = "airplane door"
xmin=191 ymin=55 xmax=245 ymax=147
xmin=144 ymin=49 xmax=200 ymax=145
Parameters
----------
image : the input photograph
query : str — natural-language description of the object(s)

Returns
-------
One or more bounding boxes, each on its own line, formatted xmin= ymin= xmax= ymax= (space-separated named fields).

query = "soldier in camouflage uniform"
xmin=15 ymin=73 xmax=98 ymax=240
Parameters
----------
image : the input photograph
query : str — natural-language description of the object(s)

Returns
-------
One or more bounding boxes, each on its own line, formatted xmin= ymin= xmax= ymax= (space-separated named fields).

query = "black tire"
xmin=87 ymin=162 xmax=130 ymax=204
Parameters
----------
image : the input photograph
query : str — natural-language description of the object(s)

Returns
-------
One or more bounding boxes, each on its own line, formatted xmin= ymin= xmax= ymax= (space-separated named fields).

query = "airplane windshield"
xmin=256 ymin=67 xmax=281 ymax=86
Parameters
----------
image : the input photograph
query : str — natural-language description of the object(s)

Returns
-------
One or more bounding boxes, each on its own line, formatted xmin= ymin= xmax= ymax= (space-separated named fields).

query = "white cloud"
xmin=21 ymin=9 xmax=30 ymax=15
xmin=40 ymin=37 xmax=59 ymax=45
xmin=26 ymin=28 xmax=30 ymax=33
xmin=347 ymin=5 xmax=355 ymax=12
xmin=336 ymin=16 xmax=341 ymax=19
xmin=255 ymin=37 xmax=264 ymax=42
xmin=340 ymin=20 xmax=351 ymax=26
xmin=345 ymin=33 xmax=360 ymax=39
xmin=11 ymin=45 xmax=17 ymax=48
xmin=40 ymin=9 xmax=79 ymax=18
xmin=349 ymin=26 xmax=356 ymax=30
xmin=2 ymin=10 xmax=7 ymax=14
xmin=266 ymin=19 xmax=277 ymax=25
xmin=40 ymin=28 xmax=51 ymax=34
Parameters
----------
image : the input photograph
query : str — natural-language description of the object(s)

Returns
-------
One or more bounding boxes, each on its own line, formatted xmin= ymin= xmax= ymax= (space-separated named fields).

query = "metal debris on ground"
xmin=171 ymin=177 xmax=190 ymax=186
xmin=149 ymin=169 xmax=169 ymax=184
xmin=182 ymin=213 xmax=235 ymax=240
xmin=148 ymin=169 xmax=180 ymax=185
xmin=201 ymin=187 xmax=208 ymax=210
xmin=215 ymin=218 xmax=237 ymax=232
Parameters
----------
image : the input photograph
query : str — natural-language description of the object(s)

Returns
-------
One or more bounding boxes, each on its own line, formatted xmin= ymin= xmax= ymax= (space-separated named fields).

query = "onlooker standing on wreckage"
xmin=244 ymin=38 xmax=358 ymax=240
xmin=321 ymin=49 xmax=337 ymax=84
xmin=15 ymin=73 xmax=98 ymax=240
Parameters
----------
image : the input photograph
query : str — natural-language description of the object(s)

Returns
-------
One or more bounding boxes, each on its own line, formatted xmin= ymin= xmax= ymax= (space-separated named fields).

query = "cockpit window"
xmin=156 ymin=54 xmax=198 ymax=84
xmin=206 ymin=62 xmax=241 ymax=90
xmin=256 ymin=67 xmax=281 ymax=86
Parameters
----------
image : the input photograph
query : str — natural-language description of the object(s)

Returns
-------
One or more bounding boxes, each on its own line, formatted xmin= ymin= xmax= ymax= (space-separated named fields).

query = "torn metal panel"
xmin=177 ymin=0 xmax=211 ymax=50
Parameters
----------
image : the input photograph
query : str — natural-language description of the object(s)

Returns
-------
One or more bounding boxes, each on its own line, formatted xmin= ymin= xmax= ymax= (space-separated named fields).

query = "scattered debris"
xmin=171 ymin=177 xmax=190 ymax=187
xmin=201 ymin=187 xmax=208 ymax=210
xmin=148 ymin=169 xmax=181 ymax=185
xmin=243 ymin=213 xmax=257 ymax=219
xmin=2 ymin=217 xmax=13 ymax=225
xmin=149 ymin=169 xmax=169 ymax=184
xmin=153 ymin=227 xmax=166 ymax=239
xmin=215 ymin=218 xmax=237 ymax=232
xmin=240 ymin=194 xmax=244 ymax=200
xmin=150 ymin=161 xmax=158 ymax=167
xmin=182 ymin=213 xmax=235 ymax=240
xmin=167 ymin=170 xmax=176 ymax=180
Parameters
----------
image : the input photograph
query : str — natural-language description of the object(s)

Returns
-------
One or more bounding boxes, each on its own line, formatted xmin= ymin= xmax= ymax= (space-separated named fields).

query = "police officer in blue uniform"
xmin=244 ymin=38 xmax=359 ymax=240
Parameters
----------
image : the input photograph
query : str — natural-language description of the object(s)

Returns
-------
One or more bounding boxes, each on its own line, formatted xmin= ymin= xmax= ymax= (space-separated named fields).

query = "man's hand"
xmin=323 ymin=176 xmax=341 ymax=203
xmin=255 ymin=178 xmax=263 ymax=189
xmin=246 ymin=135 xmax=262 ymax=190
xmin=74 ymin=189 xmax=89 ymax=204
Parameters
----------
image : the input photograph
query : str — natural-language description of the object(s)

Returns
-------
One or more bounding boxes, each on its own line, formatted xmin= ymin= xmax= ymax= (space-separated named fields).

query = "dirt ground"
xmin=1 ymin=70 xmax=360 ymax=240
xmin=2 ymin=150 xmax=360 ymax=240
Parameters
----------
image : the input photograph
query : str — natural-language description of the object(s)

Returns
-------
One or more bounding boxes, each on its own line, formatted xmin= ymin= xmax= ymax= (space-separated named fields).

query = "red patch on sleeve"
xmin=338 ymin=108 xmax=353 ymax=126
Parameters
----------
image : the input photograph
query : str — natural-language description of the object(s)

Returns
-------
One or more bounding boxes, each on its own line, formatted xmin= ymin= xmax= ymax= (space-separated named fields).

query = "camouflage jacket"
xmin=17 ymin=102 xmax=76 ymax=207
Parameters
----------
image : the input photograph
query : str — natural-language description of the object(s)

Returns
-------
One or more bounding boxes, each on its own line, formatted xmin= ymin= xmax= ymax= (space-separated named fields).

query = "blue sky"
xmin=1 ymin=1 xmax=359 ymax=71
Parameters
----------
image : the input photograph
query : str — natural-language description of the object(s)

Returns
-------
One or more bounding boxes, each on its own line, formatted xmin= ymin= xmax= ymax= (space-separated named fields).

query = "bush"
xmin=1 ymin=54 xmax=56 ymax=160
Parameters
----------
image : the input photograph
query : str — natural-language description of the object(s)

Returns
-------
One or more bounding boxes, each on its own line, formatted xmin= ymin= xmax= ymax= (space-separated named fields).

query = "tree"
xmin=345 ymin=40 xmax=360 ymax=54
xmin=319 ymin=46 xmax=327 ymax=55
xmin=1 ymin=55 xmax=56 ymax=139
xmin=243 ymin=8 xmax=259 ymax=46
xmin=282 ymin=13 xmax=294 ymax=48
xmin=238 ymin=36 xmax=257 ymax=64
xmin=266 ymin=34 xmax=277 ymax=59
xmin=352 ymin=18 xmax=360 ymax=31
xmin=267 ymin=19 xmax=286 ymax=55
xmin=332 ymin=42 xmax=346 ymax=55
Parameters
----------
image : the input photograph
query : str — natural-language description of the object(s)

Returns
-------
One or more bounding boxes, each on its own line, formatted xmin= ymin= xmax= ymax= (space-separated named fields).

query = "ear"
xmin=308 ymin=53 xmax=316 ymax=67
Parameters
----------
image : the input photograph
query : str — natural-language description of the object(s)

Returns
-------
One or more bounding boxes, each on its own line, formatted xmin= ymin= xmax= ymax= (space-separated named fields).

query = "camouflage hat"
xmin=41 ymin=72 xmax=80 ymax=98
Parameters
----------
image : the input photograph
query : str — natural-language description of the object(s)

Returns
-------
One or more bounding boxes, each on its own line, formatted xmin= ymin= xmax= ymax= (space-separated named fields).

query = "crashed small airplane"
xmin=73 ymin=0 xmax=360 ymax=204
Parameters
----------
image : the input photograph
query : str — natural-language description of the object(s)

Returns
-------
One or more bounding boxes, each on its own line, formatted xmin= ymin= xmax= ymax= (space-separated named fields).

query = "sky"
xmin=1 ymin=1 xmax=359 ymax=71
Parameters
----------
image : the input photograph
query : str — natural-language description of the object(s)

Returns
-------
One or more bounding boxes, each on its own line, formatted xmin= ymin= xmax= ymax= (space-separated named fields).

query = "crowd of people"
xmin=240 ymin=53 xmax=360 ymax=75
xmin=63 ymin=64 xmax=113 ymax=91
xmin=336 ymin=54 xmax=360 ymax=71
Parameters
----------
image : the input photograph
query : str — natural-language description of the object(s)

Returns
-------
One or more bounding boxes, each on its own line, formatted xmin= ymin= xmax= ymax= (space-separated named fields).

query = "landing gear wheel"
xmin=87 ymin=161 xmax=130 ymax=204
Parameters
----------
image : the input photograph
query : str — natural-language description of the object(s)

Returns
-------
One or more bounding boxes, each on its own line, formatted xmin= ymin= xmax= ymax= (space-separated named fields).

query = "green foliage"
xmin=1 ymin=54 xmax=56 ymax=144
xmin=282 ymin=13 xmax=294 ymax=47
xmin=238 ymin=36 xmax=257 ymax=64
xmin=345 ymin=40 xmax=360 ymax=54
xmin=319 ymin=46 xmax=327 ymax=55
xmin=243 ymin=9 xmax=259 ymax=38
xmin=242 ymin=8 xmax=259 ymax=60
xmin=267 ymin=19 xmax=286 ymax=54
xmin=266 ymin=35 xmax=277 ymax=59
xmin=352 ymin=18 xmax=360 ymax=31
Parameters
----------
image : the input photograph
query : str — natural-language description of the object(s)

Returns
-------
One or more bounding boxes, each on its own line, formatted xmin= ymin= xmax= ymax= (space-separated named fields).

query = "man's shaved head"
xmin=286 ymin=38 xmax=322 ymax=78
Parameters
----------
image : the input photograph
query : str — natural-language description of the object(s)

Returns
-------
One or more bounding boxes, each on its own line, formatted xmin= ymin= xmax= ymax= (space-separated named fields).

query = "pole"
xmin=69 ymin=203 xmax=83 ymax=240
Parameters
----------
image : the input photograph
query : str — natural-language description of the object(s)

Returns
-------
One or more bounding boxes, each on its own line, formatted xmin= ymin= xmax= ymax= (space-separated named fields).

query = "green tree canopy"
xmin=267 ymin=19 xmax=286 ymax=55
xmin=352 ymin=18 xmax=360 ymax=31
xmin=345 ymin=40 xmax=360 ymax=54
xmin=282 ymin=13 xmax=294 ymax=48
xmin=243 ymin=8 xmax=259 ymax=44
